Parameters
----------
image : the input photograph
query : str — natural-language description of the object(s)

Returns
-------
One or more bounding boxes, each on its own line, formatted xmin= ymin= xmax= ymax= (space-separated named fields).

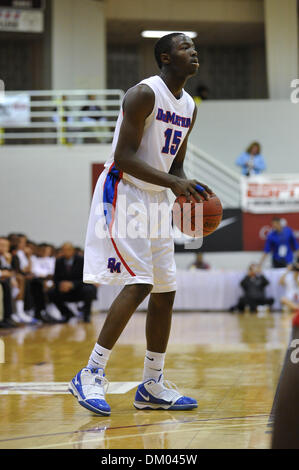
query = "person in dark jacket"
xmin=234 ymin=264 xmax=274 ymax=313
xmin=48 ymin=242 xmax=97 ymax=323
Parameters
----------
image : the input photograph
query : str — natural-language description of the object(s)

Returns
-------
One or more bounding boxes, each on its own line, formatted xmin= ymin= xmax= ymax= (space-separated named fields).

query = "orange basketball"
xmin=172 ymin=193 xmax=223 ymax=238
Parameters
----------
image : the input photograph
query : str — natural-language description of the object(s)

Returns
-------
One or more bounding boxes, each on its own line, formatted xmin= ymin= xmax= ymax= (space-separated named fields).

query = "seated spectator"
xmin=13 ymin=234 xmax=38 ymax=320
xmin=0 ymin=237 xmax=13 ymax=272
xmin=0 ymin=237 xmax=15 ymax=328
xmin=235 ymin=142 xmax=266 ymax=177
xmin=260 ymin=217 xmax=299 ymax=268
xmin=27 ymin=240 xmax=38 ymax=257
xmin=15 ymin=234 xmax=33 ymax=275
xmin=45 ymin=244 xmax=56 ymax=259
xmin=8 ymin=233 xmax=20 ymax=246
xmin=80 ymin=94 xmax=109 ymax=143
xmin=48 ymin=242 xmax=97 ymax=323
xmin=279 ymin=260 xmax=299 ymax=313
xmin=0 ymin=236 xmax=35 ymax=326
xmin=231 ymin=264 xmax=274 ymax=313
xmin=31 ymin=243 xmax=55 ymax=279
xmin=30 ymin=243 xmax=56 ymax=321
xmin=189 ymin=252 xmax=210 ymax=270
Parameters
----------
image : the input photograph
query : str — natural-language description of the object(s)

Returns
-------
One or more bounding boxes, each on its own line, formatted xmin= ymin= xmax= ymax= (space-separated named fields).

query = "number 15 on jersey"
xmin=162 ymin=129 xmax=182 ymax=156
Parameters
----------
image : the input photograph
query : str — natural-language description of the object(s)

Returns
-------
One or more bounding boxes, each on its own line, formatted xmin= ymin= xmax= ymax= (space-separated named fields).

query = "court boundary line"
xmin=0 ymin=414 xmax=269 ymax=445
xmin=28 ymin=420 xmax=270 ymax=449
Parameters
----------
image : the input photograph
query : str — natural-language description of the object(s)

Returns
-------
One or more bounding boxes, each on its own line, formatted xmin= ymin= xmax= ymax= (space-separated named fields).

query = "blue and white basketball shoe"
xmin=134 ymin=374 xmax=198 ymax=411
xmin=68 ymin=367 xmax=111 ymax=416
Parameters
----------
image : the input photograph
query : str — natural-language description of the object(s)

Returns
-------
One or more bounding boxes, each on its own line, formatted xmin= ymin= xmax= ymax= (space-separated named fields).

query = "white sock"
xmin=143 ymin=350 xmax=166 ymax=382
xmin=16 ymin=300 xmax=24 ymax=315
xmin=87 ymin=343 xmax=111 ymax=372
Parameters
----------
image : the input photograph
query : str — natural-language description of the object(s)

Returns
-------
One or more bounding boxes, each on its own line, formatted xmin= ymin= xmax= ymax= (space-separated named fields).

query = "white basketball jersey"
xmin=104 ymin=75 xmax=195 ymax=192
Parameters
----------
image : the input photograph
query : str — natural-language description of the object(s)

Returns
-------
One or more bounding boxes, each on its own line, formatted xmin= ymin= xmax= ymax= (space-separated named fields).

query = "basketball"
xmin=173 ymin=193 xmax=223 ymax=238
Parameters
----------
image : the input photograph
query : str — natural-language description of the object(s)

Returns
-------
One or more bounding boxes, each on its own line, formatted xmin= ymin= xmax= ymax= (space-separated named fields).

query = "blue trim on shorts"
xmin=103 ymin=164 xmax=121 ymax=227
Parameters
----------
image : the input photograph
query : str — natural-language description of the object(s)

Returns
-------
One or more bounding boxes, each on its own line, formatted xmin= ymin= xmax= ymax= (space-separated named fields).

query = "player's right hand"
xmin=170 ymin=177 xmax=212 ymax=202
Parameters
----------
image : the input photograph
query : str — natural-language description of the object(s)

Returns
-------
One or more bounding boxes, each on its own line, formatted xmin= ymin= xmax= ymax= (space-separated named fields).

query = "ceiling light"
xmin=141 ymin=30 xmax=197 ymax=39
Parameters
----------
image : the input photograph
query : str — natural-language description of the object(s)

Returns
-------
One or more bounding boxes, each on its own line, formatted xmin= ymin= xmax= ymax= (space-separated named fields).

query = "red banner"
xmin=243 ymin=212 xmax=299 ymax=251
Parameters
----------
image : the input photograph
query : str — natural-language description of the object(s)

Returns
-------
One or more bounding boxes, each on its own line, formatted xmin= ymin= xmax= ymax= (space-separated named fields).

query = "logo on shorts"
xmin=107 ymin=258 xmax=121 ymax=274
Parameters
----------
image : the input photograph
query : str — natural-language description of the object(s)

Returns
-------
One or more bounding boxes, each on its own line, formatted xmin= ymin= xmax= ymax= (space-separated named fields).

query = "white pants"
xmin=83 ymin=166 xmax=177 ymax=293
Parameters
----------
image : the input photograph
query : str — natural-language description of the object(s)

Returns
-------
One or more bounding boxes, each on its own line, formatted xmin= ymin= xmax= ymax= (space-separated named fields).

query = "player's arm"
xmin=114 ymin=84 xmax=176 ymax=189
xmin=259 ymin=252 xmax=268 ymax=267
xmin=114 ymin=87 xmax=211 ymax=201
xmin=169 ymin=106 xmax=212 ymax=200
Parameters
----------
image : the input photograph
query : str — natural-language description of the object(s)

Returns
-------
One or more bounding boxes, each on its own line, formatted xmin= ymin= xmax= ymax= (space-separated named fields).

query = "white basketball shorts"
xmin=83 ymin=164 xmax=177 ymax=293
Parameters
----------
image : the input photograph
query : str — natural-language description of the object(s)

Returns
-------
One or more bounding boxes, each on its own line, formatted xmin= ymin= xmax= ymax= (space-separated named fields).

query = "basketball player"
xmin=272 ymin=311 xmax=299 ymax=448
xmin=69 ymin=33 xmax=212 ymax=416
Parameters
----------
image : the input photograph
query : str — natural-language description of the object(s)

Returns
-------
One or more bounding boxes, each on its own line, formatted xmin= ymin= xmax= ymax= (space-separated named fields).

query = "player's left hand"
xmin=170 ymin=176 xmax=213 ymax=202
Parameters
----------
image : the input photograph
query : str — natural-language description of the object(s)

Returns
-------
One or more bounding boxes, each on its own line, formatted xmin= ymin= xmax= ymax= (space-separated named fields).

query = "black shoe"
xmin=39 ymin=311 xmax=58 ymax=324
xmin=34 ymin=310 xmax=45 ymax=322
xmin=59 ymin=314 xmax=76 ymax=324
xmin=0 ymin=319 xmax=18 ymax=329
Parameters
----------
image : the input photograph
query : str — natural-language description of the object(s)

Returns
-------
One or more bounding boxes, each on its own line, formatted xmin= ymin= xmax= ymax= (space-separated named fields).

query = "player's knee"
xmin=127 ymin=283 xmax=153 ymax=301
xmin=151 ymin=291 xmax=176 ymax=310
xmin=137 ymin=284 xmax=153 ymax=298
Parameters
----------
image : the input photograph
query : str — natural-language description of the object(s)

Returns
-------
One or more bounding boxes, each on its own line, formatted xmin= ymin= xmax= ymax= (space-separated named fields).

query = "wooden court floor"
xmin=0 ymin=311 xmax=292 ymax=449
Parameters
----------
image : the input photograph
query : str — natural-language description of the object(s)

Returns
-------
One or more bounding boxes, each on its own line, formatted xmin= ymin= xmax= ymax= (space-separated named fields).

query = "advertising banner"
xmin=241 ymin=175 xmax=299 ymax=214
xmin=0 ymin=8 xmax=43 ymax=32
xmin=0 ymin=93 xmax=30 ymax=126
xmin=174 ymin=209 xmax=243 ymax=253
